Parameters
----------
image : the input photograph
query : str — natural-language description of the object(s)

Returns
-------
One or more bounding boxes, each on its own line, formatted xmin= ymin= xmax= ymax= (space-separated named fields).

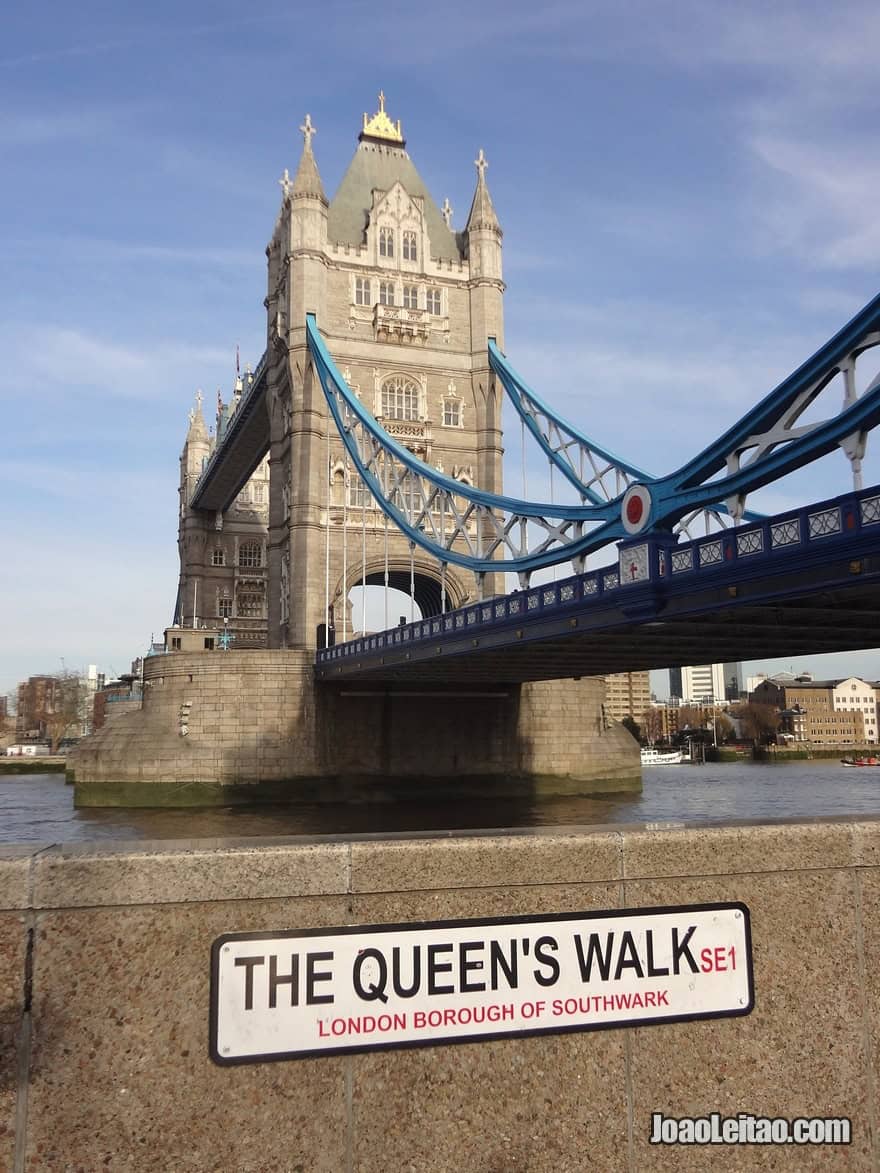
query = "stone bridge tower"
xmin=67 ymin=95 xmax=639 ymax=806
xmin=264 ymin=95 xmax=505 ymax=649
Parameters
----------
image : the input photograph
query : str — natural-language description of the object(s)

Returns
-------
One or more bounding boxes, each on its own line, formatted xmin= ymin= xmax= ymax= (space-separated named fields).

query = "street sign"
xmin=210 ymin=902 xmax=753 ymax=1064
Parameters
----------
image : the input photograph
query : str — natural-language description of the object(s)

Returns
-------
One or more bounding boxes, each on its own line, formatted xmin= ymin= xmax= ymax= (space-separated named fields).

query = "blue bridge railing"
xmin=316 ymin=484 xmax=880 ymax=668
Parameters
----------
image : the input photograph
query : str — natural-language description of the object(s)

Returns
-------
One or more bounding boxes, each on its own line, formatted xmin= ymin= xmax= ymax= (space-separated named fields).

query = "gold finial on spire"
xmin=360 ymin=91 xmax=405 ymax=145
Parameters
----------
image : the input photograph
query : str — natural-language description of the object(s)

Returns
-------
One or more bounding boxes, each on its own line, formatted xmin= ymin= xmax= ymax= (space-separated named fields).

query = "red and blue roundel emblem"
xmin=621 ymin=484 xmax=652 ymax=534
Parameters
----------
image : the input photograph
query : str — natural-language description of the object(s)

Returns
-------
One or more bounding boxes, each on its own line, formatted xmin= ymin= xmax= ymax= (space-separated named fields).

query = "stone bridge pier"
xmin=68 ymin=650 xmax=639 ymax=806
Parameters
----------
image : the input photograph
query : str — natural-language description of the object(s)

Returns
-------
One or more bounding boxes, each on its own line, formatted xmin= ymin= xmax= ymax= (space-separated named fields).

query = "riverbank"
xmin=0 ymin=757 xmax=66 ymax=775
xmin=709 ymin=746 xmax=877 ymax=764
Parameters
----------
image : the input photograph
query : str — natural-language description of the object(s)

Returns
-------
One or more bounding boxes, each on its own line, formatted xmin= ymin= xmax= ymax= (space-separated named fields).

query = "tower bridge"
xmin=69 ymin=95 xmax=880 ymax=806
xmin=315 ymin=485 xmax=880 ymax=684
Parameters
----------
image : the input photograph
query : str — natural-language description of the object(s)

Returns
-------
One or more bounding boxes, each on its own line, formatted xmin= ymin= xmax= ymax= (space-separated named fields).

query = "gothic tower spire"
xmin=465 ymin=148 xmax=505 ymax=507
xmin=466 ymin=148 xmax=501 ymax=235
xmin=288 ymin=114 xmax=327 ymax=202
xmin=185 ymin=388 xmax=209 ymax=446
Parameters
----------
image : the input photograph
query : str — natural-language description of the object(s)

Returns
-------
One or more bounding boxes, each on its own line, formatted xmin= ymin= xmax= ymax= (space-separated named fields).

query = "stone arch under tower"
xmin=336 ymin=556 xmax=470 ymax=629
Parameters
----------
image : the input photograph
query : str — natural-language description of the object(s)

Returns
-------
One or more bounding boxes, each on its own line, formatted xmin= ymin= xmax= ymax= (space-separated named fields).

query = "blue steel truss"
xmin=487 ymin=339 xmax=763 ymax=535
xmin=306 ymin=292 xmax=880 ymax=577
xmin=609 ymin=291 xmax=880 ymax=533
xmin=308 ymin=316 xmax=618 ymax=577
xmin=316 ymin=484 xmax=880 ymax=676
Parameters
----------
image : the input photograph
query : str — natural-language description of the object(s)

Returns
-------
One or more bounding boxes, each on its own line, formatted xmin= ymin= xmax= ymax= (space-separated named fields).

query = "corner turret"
xmin=466 ymin=149 xmax=501 ymax=236
xmin=183 ymin=389 xmax=210 ymax=473
xmin=270 ymin=115 xmax=329 ymax=349
xmin=466 ymin=148 xmax=504 ymax=354
xmin=289 ymin=114 xmax=327 ymax=203
xmin=465 ymin=149 xmax=505 ymax=506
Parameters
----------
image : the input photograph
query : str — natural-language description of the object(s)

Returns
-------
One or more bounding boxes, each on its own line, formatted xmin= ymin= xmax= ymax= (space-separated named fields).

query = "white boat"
xmin=640 ymin=747 xmax=686 ymax=766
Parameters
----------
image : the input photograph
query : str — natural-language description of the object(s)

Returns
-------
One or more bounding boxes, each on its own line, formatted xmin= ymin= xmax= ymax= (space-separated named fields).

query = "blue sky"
xmin=3 ymin=0 xmax=880 ymax=698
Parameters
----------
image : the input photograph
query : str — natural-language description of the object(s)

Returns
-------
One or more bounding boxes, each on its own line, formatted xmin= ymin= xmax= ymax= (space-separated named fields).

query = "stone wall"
xmin=68 ymin=650 xmax=639 ymax=805
xmin=68 ymin=650 xmax=319 ymax=804
xmin=2 ymin=818 xmax=878 ymax=1170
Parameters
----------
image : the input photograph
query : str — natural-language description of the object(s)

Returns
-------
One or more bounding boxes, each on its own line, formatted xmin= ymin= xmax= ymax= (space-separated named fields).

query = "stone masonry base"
xmin=67 ymin=649 xmax=640 ymax=806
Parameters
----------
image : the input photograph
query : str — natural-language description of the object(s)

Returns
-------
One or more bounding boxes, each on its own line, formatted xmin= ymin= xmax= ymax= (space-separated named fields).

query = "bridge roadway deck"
xmin=315 ymin=486 xmax=880 ymax=685
xmin=190 ymin=353 xmax=270 ymax=513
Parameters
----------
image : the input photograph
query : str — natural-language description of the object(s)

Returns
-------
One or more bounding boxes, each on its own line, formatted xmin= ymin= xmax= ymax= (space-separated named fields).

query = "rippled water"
xmin=1 ymin=762 xmax=879 ymax=844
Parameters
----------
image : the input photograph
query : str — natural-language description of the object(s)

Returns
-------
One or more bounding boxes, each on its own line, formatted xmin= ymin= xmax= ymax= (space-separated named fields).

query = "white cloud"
xmin=382 ymin=0 xmax=880 ymax=74
xmin=0 ymin=324 xmax=231 ymax=401
xmin=749 ymin=135 xmax=880 ymax=269
xmin=500 ymin=293 xmax=876 ymax=509
xmin=0 ymin=13 xmax=286 ymax=72
xmin=0 ymin=110 xmax=119 ymax=146
xmin=0 ymin=460 xmax=168 ymax=505
xmin=59 ymin=237 xmax=256 ymax=268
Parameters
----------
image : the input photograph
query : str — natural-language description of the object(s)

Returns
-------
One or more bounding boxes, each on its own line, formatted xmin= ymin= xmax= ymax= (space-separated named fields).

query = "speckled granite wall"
xmin=2 ymin=820 xmax=878 ymax=1170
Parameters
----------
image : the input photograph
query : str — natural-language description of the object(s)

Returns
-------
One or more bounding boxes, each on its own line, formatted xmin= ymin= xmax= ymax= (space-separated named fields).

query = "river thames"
xmin=2 ymin=761 xmax=880 ymax=844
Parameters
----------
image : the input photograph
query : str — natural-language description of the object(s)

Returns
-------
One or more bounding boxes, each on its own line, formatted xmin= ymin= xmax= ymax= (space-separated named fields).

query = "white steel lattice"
xmin=808 ymin=509 xmax=841 ymax=537
xmin=770 ymin=520 xmax=800 ymax=548
xmin=736 ymin=530 xmax=764 ymax=556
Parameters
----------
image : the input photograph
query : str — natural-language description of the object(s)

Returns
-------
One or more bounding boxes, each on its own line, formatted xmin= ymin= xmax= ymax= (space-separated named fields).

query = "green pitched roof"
xmin=328 ymin=142 xmax=463 ymax=262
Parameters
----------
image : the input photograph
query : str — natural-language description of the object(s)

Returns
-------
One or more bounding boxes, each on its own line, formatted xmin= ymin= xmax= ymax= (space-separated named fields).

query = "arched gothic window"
xmin=355 ymin=277 xmax=371 ymax=306
xmin=442 ymin=399 xmax=462 ymax=427
xmin=379 ymin=227 xmax=394 ymax=258
xmin=403 ymin=231 xmax=417 ymax=261
xmin=381 ymin=376 xmax=420 ymax=421
xmin=348 ymin=476 xmax=367 ymax=508
xmin=239 ymin=542 xmax=262 ymax=568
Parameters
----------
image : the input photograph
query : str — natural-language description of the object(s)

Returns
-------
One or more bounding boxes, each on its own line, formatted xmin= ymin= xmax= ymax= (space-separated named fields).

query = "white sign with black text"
xmin=210 ymin=902 xmax=753 ymax=1064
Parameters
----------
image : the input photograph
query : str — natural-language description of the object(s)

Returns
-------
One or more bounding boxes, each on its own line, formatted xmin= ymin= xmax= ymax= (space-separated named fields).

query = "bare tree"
xmin=641 ymin=707 xmax=664 ymax=745
xmin=43 ymin=673 xmax=89 ymax=753
xmin=731 ymin=702 xmax=780 ymax=744
xmin=677 ymin=705 xmax=705 ymax=730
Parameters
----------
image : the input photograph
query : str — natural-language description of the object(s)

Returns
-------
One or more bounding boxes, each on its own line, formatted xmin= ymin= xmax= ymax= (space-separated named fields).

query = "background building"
xmin=604 ymin=671 xmax=651 ymax=726
xmin=750 ymin=675 xmax=878 ymax=745
xmin=16 ymin=676 xmax=62 ymax=741
xmin=673 ymin=663 xmax=726 ymax=704
xmin=93 ymin=677 xmax=143 ymax=731
xmin=723 ymin=661 xmax=743 ymax=700
xmin=14 ymin=668 xmax=108 ymax=746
